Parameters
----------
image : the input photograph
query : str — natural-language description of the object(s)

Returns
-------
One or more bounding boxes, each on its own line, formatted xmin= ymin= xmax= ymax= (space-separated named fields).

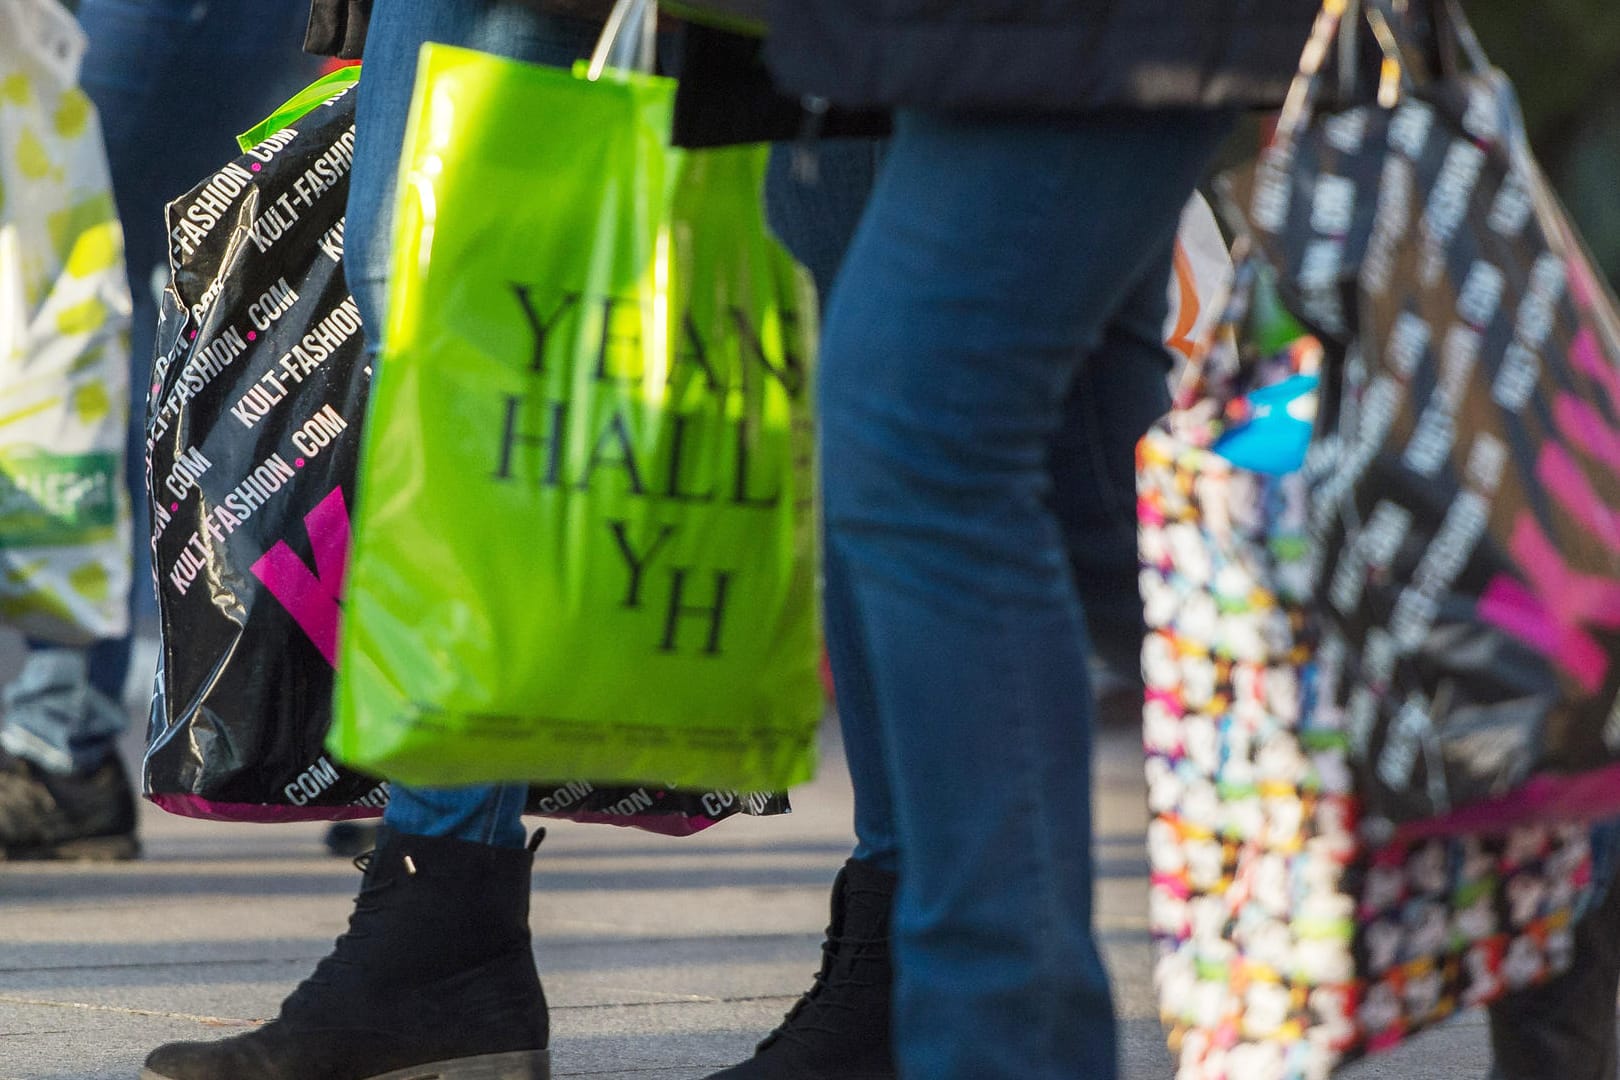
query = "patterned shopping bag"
xmin=1140 ymin=283 xmax=1597 ymax=1079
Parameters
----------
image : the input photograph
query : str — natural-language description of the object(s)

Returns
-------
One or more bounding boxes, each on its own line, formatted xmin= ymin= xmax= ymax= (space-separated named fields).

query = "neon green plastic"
xmin=331 ymin=44 xmax=821 ymax=792
xmin=236 ymin=65 xmax=361 ymax=152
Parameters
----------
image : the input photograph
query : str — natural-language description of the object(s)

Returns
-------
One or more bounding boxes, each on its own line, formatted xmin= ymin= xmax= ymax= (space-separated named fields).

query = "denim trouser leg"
xmin=764 ymin=141 xmax=885 ymax=300
xmin=817 ymin=108 xmax=1231 ymax=1079
xmin=1048 ymin=275 xmax=1176 ymax=678
xmin=2 ymin=1 xmax=324 ymax=776
xmin=12 ymin=633 xmax=133 ymax=776
xmin=348 ymin=0 xmax=603 ymax=849
xmin=765 ymin=138 xmax=1176 ymax=874
xmin=0 ymin=646 xmax=129 ymax=775
xmin=762 ymin=140 xmax=900 ymax=869
xmin=383 ymin=782 xmax=531 ymax=848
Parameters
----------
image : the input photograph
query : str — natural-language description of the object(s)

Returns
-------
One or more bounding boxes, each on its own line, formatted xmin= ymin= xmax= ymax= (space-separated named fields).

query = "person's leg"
xmin=0 ymin=643 xmax=137 ymax=860
xmin=817 ymin=107 xmax=1229 ymax=1080
xmin=765 ymin=139 xmax=1171 ymax=877
xmin=1049 ymin=252 xmax=1176 ymax=727
xmin=711 ymin=137 xmax=1180 ymax=1079
xmin=699 ymin=140 xmax=901 ymax=1080
xmin=383 ymin=783 xmax=530 ymax=849
xmin=145 ymin=4 xmax=601 ymax=1077
xmin=1488 ymin=823 xmax=1620 ymax=1080
xmin=345 ymin=0 xmax=604 ymax=853
xmin=2 ymin=644 xmax=129 ymax=777
xmin=761 ymin=139 xmax=898 ymax=873
xmin=764 ymin=140 xmax=885 ymax=302
xmin=77 ymin=0 xmax=325 ymax=625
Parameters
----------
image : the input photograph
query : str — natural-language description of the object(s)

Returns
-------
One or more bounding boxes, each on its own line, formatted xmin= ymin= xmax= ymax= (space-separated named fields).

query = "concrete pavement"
xmin=0 ymin=636 xmax=1524 ymax=1079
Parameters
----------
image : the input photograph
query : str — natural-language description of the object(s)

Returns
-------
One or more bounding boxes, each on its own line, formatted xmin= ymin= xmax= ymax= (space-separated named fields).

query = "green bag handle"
xmin=586 ymin=0 xmax=659 ymax=78
xmin=237 ymin=64 xmax=362 ymax=152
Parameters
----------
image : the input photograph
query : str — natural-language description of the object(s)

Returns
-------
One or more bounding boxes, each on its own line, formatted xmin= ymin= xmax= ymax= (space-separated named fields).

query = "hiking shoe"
xmin=0 ymin=748 xmax=138 ymax=861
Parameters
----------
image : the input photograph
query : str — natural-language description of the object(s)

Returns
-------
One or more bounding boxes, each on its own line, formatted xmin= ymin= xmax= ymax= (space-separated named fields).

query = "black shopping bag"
xmin=143 ymin=73 xmax=787 ymax=831
xmin=1239 ymin=0 xmax=1620 ymax=836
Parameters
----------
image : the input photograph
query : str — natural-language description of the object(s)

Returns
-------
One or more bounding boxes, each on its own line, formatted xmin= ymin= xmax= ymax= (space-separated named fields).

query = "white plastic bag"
xmin=1164 ymin=193 xmax=1234 ymax=380
xmin=0 ymin=0 xmax=133 ymax=643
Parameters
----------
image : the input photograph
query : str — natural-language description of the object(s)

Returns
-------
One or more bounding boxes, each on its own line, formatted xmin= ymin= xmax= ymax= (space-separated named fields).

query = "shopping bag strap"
xmin=1276 ymin=0 xmax=1615 ymax=326
xmin=1274 ymin=0 xmax=1492 ymax=154
xmin=588 ymin=0 xmax=659 ymax=79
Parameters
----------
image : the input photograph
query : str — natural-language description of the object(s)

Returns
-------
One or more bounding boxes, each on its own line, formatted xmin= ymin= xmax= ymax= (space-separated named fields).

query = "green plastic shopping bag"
xmin=330 ymin=41 xmax=822 ymax=792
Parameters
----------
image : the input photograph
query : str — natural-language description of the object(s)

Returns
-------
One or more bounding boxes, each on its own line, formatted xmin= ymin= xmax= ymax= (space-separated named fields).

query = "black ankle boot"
xmin=142 ymin=828 xmax=551 ymax=1080
xmin=707 ymin=858 xmax=897 ymax=1080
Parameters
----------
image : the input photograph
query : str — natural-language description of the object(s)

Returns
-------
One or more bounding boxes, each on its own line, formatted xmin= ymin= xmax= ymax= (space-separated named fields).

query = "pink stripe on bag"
xmin=1554 ymin=393 xmax=1620 ymax=473
xmin=1478 ymin=516 xmax=1620 ymax=694
xmin=148 ymin=793 xmax=382 ymax=823
xmin=1572 ymin=326 xmax=1609 ymax=381
xmin=250 ymin=486 xmax=351 ymax=668
xmin=1391 ymin=762 xmax=1620 ymax=843
xmin=1536 ymin=443 xmax=1620 ymax=551
xmin=149 ymin=794 xmax=724 ymax=832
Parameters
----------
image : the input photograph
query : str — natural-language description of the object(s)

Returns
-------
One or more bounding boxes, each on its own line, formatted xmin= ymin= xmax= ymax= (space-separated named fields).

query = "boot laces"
xmin=759 ymin=886 xmax=890 ymax=1050
xmin=288 ymin=849 xmax=394 ymax=1002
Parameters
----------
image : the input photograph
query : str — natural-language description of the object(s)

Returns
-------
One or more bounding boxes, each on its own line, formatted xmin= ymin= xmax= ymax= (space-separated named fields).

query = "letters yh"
xmin=494 ymin=283 xmax=810 ymax=657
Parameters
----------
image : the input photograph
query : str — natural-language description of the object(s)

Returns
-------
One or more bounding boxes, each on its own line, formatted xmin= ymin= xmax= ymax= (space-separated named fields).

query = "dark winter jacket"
xmin=300 ymin=0 xmax=881 ymax=146
xmin=303 ymin=0 xmax=765 ymax=56
xmin=763 ymin=0 xmax=1319 ymax=114
xmin=545 ymin=0 xmax=766 ymax=30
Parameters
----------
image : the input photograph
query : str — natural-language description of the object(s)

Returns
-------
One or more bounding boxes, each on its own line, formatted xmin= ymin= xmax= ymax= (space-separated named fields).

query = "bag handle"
xmin=1274 ymin=0 xmax=1494 ymax=152
xmin=587 ymin=0 xmax=658 ymax=79
xmin=1436 ymin=0 xmax=1493 ymax=79
xmin=1181 ymin=0 xmax=1484 ymax=413
xmin=1245 ymin=1 xmax=1620 ymax=421
xmin=1276 ymin=0 xmax=1383 ymax=151
xmin=1277 ymin=0 xmax=1615 ymax=340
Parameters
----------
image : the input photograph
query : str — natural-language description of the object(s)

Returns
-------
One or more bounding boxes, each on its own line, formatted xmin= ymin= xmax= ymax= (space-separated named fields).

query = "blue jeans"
xmin=2 ymin=0 xmax=321 ymax=776
xmin=817 ymin=109 xmax=1231 ymax=1079
xmin=345 ymin=0 xmax=606 ymax=850
xmin=764 ymin=140 xmax=1174 ymax=874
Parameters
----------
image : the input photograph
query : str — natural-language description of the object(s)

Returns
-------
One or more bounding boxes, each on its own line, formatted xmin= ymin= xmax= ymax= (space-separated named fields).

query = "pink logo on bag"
xmin=1478 ymin=323 xmax=1620 ymax=692
xmin=251 ymin=486 xmax=350 ymax=667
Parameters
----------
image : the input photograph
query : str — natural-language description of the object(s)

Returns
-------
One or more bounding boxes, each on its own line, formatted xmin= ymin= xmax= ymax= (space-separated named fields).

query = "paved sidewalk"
xmin=0 ymin=642 xmax=1515 ymax=1079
